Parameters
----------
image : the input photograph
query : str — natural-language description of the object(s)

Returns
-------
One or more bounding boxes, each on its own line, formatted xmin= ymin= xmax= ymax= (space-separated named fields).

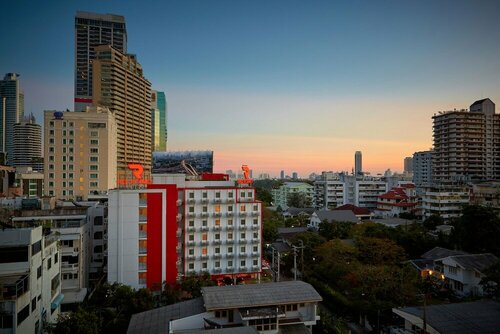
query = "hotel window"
xmin=228 ymin=192 xmax=233 ymax=198
xmin=188 ymin=192 xmax=194 ymax=198
xmin=202 ymin=220 xmax=207 ymax=227
xmin=49 ymin=121 xmax=54 ymax=127
xmin=253 ymin=232 xmax=258 ymax=239
xmin=240 ymin=205 xmax=246 ymax=212
xmin=188 ymin=249 xmax=194 ymax=255
xmin=49 ymin=147 xmax=54 ymax=153
xmin=253 ymin=219 xmax=258 ymax=225
xmin=90 ymin=148 xmax=98 ymax=154
xmin=228 ymin=219 xmax=233 ymax=226
xmin=241 ymin=232 xmax=246 ymax=239
xmin=90 ymin=139 xmax=98 ymax=145
xmin=202 ymin=233 xmax=207 ymax=241
xmin=215 ymin=233 xmax=220 ymax=240
xmin=228 ymin=247 xmax=233 ymax=254
xmin=49 ymin=138 xmax=54 ymax=144
xmin=188 ymin=220 xmax=194 ymax=227
xmin=49 ymin=156 xmax=54 ymax=162
xmin=253 ymin=246 xmax=258 ymax=252
xmin=188 ymin=207 xmax=194 ymax=213
xmin=90 ymin=156 xmax=98 ymax=162
xmin=240 ymin=192 xmax=245 ymax=198
xmin=228 ymin=260 xmax=233 ymax=267
xmin=49 ymin=130 xmax=54 ymax=135
xmin=215 ymin=192 xmax=220 ymax=198
xmin=188 ymin=235 xmax=194 ymax=241
xmin=215 ymin=205 xmax=220 ymax=213
xmin=69 ymin=122 xmax=74 ymax=128
xmin=48 ymin=181 xmax=54 ymax=187
xmin=62 ymin=173 xmax=66 ymax=179
xmin=228 ymin=233 xmax=233 ymax=240
xmin=202 ymin=206 xmax=207 ymax=212
xmin=228 ymin=206 xmax=233 ymax=212
xmin=215 ymin=247 xmax=220 ymax=254
xmin=69 ymin=130 xmax=74 ymax=136
xmin=202 ymin=248 xmax=208 ymax=255
xmin=90 ymin=131 xmax=98 ymax=137
xmin=63 ymin=121 xmax=66 ymax=127
xmin=69 ymin=139 xmax=74 ymax=145
xmin=240 ymin=260 xmax=246 ymax=267
xmin=62 ymin=156 xmax=66 ymax=162
xmin=69 ymin=164 xmax=74 ymax=170
xmin=69 ymin=173 xmax=74 ymax=179
xmin=202 ymin=262 xmax=207 ymax=269
xmin=241 ymin=219 xmax=246 ymax=225
xmin=90 ymin=174 xmax=98 ymax=179
xmin=62 ymin=139 xmax=66 ymax=145
xmin=240 ymin=246 xmax=245 ymax=253
xmin=90 ymin=165 xmax=98 ymax=171
xmin=253 ymin=205 xmax=258 ymax=211
xmin=202 ymin=192 xmax=207 ymax=198
xmin=215 ymin=219 xmax=220 ymax=226
xmin=90 ymin=182 xmax=98 ymax=188
xmin=253 ymin=259 xmax=258 ymax=266
xmin=188 ymin=263 xmax=194 ymax=270
xmin=62 ymin=182 xmax=66 ymax=188
xmin=248 ymin=191 xmax=253 ymax=197
xmin=69 ymin=148 xmax=74 ymax=153
xmin=215 ymin=261 xmax=220 ymax=268
xmin=69 ymin=182 xmax=74 ymax=187
xmin=62 ymin=165 xmax=67 ymax=171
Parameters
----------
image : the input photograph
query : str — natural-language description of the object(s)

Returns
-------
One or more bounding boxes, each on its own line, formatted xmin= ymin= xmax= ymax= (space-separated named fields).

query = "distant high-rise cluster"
xmin=0 ymin=73 xmax=24 ymax=165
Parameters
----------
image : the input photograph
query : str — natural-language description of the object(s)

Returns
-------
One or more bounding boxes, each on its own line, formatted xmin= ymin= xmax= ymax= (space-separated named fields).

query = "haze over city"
xmin=2 ymin=0 xmax=500 ymax=175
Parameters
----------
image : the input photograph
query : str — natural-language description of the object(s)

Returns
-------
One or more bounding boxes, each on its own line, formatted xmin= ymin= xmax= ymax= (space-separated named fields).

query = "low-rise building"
xmin=272 ymin=182 xmax=314 ymax=209
xmin=421 ymin=186 xmax=470 ymax=221
xmin=0 ymin=226 xmax=62 ymax=333
xmin=308 ymin=209 xmax=359 ymax=230
xmin=375 ymin=184 xmax=418 ymax=218
xmin=128 ymin=281 xmax=322 ymax=334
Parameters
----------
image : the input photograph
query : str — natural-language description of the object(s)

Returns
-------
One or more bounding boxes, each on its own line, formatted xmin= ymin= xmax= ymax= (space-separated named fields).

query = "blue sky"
xmin=2 ymin=0 xmax=500 ymax=175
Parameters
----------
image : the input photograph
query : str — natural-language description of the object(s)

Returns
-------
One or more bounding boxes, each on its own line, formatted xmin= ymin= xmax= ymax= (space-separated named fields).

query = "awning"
xmin=51 ymin=293 xmax=64 ymax=309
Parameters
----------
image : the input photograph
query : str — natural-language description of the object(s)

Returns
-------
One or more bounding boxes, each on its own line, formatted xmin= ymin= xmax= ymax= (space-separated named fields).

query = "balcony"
xmin=187 ymin=241 xmax=196 ymax=247
xmin=201 ymin=198 xmax=209 ymax=204
xmin=186 ymin=212 xmax=196 ymax=218
xmin=226 ymin=198 xmax=235 ymax=204
xmin=251 ymin=224 xmax=260 ymax=230
xmin=201 ymin=226 xmax=209 ymax=232
xmin=139 ymin=263 xmax=147 ymax=271
xmin=186 ymin=198 xmax=196 ymax=204
xmin=187 ymin=226 xmax=196 ymax=232
xmin=187 ymin=255 xmax=196 ymax=261
xmin=201 ymin=212 xmax=209 ymax=218
xmin=226 ymin=225 xmax=234 ymax=230
xmin=139 ymin=247 xmax=147 ymax=255
xmin=213 ymin=253 xmax=222 ymax=259
xmin=239 ymin=212 xmax=247 ymax=217
xmin=226 ymin=212 xmax=234 ymax=217
xmin=61 ymin=263 xmax=79 ymax=272
xmin=139 ymin=215 xmax=147 ymax=222
xmin=212 ymin=239 xmax=222 ymax=245
xmin=213 ymin=225 xmax=221 ymax=231
xmin=62 ymin=247 xmax=79 ymax=256
xmin=139 ymin=231 xmax=147 ymax=239
xmin=213 ymin=198 xmax=222 ymax=204
xmin=0 ymin=274 xmax=29 ymax=301
xmin=212 ymin=212 xmax=222 ymax=218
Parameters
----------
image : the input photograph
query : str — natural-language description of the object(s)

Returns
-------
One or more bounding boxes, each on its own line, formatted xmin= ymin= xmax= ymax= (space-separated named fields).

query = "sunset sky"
xmin=2 ymin=0 xmax=500 ymax=177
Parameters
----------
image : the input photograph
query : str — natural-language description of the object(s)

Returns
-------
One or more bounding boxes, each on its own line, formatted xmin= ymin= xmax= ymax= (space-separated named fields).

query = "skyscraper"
xmin=354 ymin=151 xmax=362 ymax=176
xmin=432 ymin=98 xmax=500 ymax=184
xmin=12 ymin=114 xmax=43 ymax=172
xmin=413 ymin=150 xmax=433 ymax=189
xmin=74 ymin=11 xmax=127 ymax=111
xmin=92 ymin=45 xmax=152 ymax=183
xmin=404 ymin=157 xmax=413 ymax=173
xmin=151 ymin=90 xmax=167 ymax=151
xmin=0 ymin=73 xmax=24 ymax=165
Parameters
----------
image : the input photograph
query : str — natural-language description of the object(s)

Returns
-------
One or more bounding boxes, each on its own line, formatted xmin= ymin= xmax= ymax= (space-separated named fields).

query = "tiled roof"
xmin=202 ymin=281 xmax=322 ymax=311
xmin=449 ymin=253 xmax=499 ymax=273
xmin=314 ymin=209 xmax=358 ymax=223
xmin=421 ymin=247 xmax=468 ymax=260
xmin=333 ymin=204 xmax=370 ymax=215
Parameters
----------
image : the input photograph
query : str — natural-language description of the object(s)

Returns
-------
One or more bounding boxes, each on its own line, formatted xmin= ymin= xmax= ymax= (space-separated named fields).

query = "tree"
xmin=480 ymin=262 xmax=500 ymax=298
xmin=287 ymin=192 xmax=311 ymax=208
xmin=318 ymin=220 xmax=355 ymax=240
xmin=355 ymin=237 xmax=406 ymax=265
xmin=52 ymin=307 xmax=102 ymax=334
xmin=450 ymin=205 xmax=500 ymax=256
xmin=423 ymin=214 xmax=444 ymax=230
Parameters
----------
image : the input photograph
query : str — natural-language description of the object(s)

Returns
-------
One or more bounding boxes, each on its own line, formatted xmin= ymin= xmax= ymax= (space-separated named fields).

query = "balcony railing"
xmin=139 ymin=263 xmax=147 ymax=271
xmin=139 ymin=247 xmax=147 ymax=254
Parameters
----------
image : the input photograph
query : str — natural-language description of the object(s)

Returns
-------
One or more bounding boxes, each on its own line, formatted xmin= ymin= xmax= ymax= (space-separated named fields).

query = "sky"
xmin=1 ymin=0 xmax=500 ymax=177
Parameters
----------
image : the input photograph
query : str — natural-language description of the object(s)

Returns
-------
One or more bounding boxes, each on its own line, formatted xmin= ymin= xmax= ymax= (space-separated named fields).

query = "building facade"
xmin=14 ymin=167 xmax=44 ymax=198
xmin=0 ymin=226 xmax=61 ymax=333
xmin=151 ymin=90 xmax=167 ymax=151
xmin=413 ymin=150 xmax=433 ymax=191
xmin=404 ymin=156 xmax=413 ymax=173
xmin=432 ymin=98 xmax=500 ymax=185
xmin=92 ymin=45 xmax=152 ymax=182
xmin=0 ymin=73 xmax=24 ymax=165
xmin=12 ymin=115 xmax=43 ymax=172
xmin=74 ymin=11 xmax=127 ymax=111
xmin=107 ymin=173 xmax=262 ymax=290
xmin=272 ymin=182 xmax=314 ymax=209
xmin=421 ymin=186 xmax=470 ymax=220
xmin=354 ymin=151 xmax=362 ymax=176
xmin=375 ymin=184 xmax=418 ymax=218
xmin=43 ymin=107 xmax=117 ymax=200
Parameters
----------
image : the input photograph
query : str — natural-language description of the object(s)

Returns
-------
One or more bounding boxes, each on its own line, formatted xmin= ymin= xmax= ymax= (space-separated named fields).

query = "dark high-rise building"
xmin=354 ymin=151 xmax=362 ymax=176
xmin=74 ymin=11 xmax=127 ymax=111
xmin=13 ymin=114 xmax=43 ymax=172
xmin=151 ymin=90 xmax=167 ymax=151
xmin=0 ymin=73 xmax=24 ymax=165
xmin=432 ymin=98 xmax=500 ymax=184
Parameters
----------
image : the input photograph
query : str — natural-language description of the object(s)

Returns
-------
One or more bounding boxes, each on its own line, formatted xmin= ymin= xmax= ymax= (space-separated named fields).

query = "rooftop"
xmin=394 ymin=300 xmax=500 ymax=334
xmin=314 ymin=209 xmax=359 ymax=223
xmin=421 ymin=247 xmax=468 ymax=260
xmin=446 ymin=253 xmax=499 ymax=273
xmin=202 ymin=281 xmax=322 ymax=311
xmin=333 ymin=204 xmax=371 ymax=216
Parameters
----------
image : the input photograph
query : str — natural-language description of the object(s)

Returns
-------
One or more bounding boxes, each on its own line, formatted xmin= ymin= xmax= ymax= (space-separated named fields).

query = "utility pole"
xmin=292 ymin=240 xmax=305 ymax=280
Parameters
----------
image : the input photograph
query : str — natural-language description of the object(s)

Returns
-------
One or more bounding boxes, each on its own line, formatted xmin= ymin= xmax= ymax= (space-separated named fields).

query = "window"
xmin=188 ymin=234 xmax=194 ymax=241
xmin=90 ymin=148 xmax=99 ymax=154
xmin=253 ymin=205 xmax=258 ymax=211
xmin=90 ymin=165 xmax=98 ymax=171
xmin=241 ymin=219 xmax=246 ymax=225
xmin=32 ymin=297 xmax=36 ymax=312
xmin=240 ymin=246 xmax=246 ymax=253
xmin=241 ymin=232 xmax=246 ymax=239
xmin=248 ymin=191 xmax=253 ymax=197
xmin=17 ymin=305 xmax=29 ymax=325
xmin=188 ymin=207 xmax=194 ymax=213
xmin=228 ymin=206 xmax=233 ymax=212
xmin=188 ymin=220 xmax=194 ymax=227
xmin=202 ymin=248 xmax=208 ymax=255
xmin=228 ymin=192 xmax=233 ymax=198
xmin=215 ymin=233 xmax=220 ymax=240
xmin=228 ymin=247 xmax=233 ymax=254
xmin=32 ymin=241 xmax=41 ymax=255
xmin=215 ymin=192 xmax=221 ymax=198
xmin=90 ymin=173 xmax=98 ymax=179
xmin=228 ymin=219 xmax=233 ymax=226
xmin=228 ymin=260 xmax=233 ymax=267
xmin=215 ymin=261 xmax=220 ymax=268
xmin=448 ymin=266 xmax=458 ymax=275
xmin=253 ymin=259 xmax=258 ymax=266
xmin=228 ymin=233 xmax=233 ymax=240
xmin=189 ymin=192 xmax=194 ymax=198
xmin=215 ymin=247 xmax=220 ymax=254
xmin=54 ymin=253 xmax=58 ymax=264
xmin=202 ymin=233 xmax=208 ymax=241
xmin=215 ymin=219 xmax=220 ymax=226
xmin=90 ymin=131 xmax=98 ymax=137
xmin=202 ymin=206 xmax=208 ymax=212
xmin=37 ymin=266 xmax=42 ymax=279
xmin=241 ymin=192 xmax=245 ymax=198
xmin=253 ymin=246 xmax=258 ymax=252
xmin=240 ymin=260 xmax=246 ymax=267
xmin=202 ymin=192 xmax=207 ymax=198
xmin=90 ymin=139 xmax=98 ymax=145
xmin=253 ymin=232 xmax=258 ymax=239
xmin=47 ymin=258 xmax=52 ymax=270
xmin=188 ymin=249 xmax=194 ymax=255
xmin=253 ymin=219 xmax=258 ymax=225
xmin=90 ymin=182 xmax=98 ymax=188
xmin=90 ymin=156 xmax=98 ymax=162
xmin=214 ymin=205 xmax=220 ymax=213
xmin=49 ymin=156 xmax=54 ymax=162
xmin=188 ymin=263 xmax=194 ymax=270
xmin=202 ymin=262 xmax=207 ymax=269
xmin=49 ymin=121 xmax=54 ymax=127
xmin=240 ymin=205 xmax=246 ymax=212
xmin=88 ymin=122 xmax=106 ymax=128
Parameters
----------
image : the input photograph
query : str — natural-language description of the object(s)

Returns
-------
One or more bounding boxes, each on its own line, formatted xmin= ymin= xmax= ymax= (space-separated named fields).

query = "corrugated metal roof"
xmin=202 ymin=281 xmax=322 ymax=311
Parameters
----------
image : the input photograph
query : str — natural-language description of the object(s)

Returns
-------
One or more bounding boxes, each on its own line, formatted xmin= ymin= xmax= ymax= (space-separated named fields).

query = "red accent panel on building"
xmin=200 ymin=172 xmax=229 ymax=181
xmin=147 ymin=184 xmax=178 ymax=288
xmin=74 ymin=98 xmax=93 ymax=103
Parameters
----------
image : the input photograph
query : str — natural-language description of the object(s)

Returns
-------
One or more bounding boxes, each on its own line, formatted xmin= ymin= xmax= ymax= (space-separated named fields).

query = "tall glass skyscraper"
xmin=74 ymin=11 xmax=127 ymax=111
xmin=0 ymin=73 xmax=24 ymax=165
xmin=151 ymin=90 xmax=167 ymax=151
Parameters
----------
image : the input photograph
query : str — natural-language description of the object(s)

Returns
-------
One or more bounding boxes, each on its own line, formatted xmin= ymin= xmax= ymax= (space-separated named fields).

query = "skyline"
xmin=2 ymin=0 xmax=500 ymax=175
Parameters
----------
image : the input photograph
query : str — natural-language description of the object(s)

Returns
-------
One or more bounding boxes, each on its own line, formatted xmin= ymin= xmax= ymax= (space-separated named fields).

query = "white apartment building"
xmin=271 ymin=182 xmax=314 ymax=209
xmin=12 ymin=207 xmax=92 ymax=307
xmin=421 ymin=187 xmax=470 ymax=220
xmin=107 ymin=173 xmax=262 ymax=290
xmin=313 ymin=173 xmax=388 ymax=210
xmin=412 ymin=150 xmax=433 ymax=192
xmin=0 ymin=226 xmax=61 ymax=334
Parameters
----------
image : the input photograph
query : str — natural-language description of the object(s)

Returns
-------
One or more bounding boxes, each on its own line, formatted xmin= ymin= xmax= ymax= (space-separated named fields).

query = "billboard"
xmin=152 ymin=150 xmax=214 ymax=174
